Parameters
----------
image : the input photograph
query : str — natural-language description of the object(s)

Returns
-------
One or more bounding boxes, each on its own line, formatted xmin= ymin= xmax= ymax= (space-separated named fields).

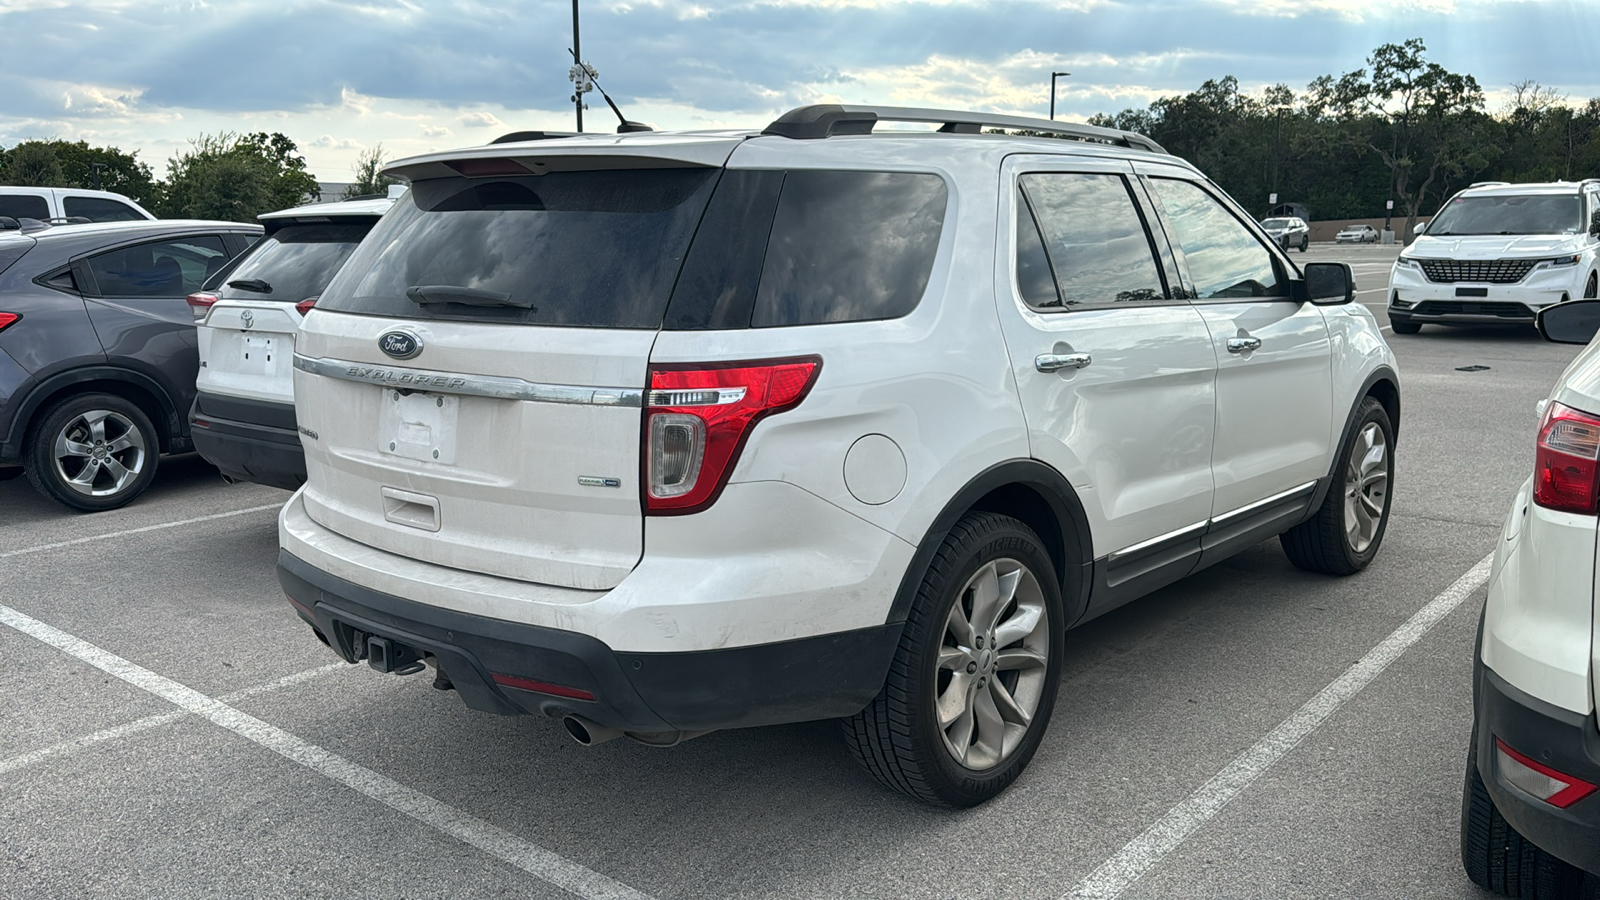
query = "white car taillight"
xmin=1496 ymin=738 xmax=1598 ymax=809
xmin=1533 ymin=401 xmax=1600 ymax=514
xmin=643 ymin=357 xmax=821 ymax=515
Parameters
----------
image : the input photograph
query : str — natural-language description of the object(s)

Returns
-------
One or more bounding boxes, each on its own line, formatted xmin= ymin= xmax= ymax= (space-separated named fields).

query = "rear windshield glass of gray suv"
xmin=317 ymin=169 xmax=717 ymax=328
xmin=1428 ymin=194 xmax=1583 ymax=236
xmin=666 ymin=169 xmax=948 ymax=329
xmin=216 ymin=222 xmax=373 ymax=303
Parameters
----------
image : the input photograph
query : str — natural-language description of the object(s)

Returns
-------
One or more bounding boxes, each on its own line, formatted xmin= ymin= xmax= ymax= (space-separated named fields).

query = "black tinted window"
xmin=1020 ymin=173 xmax=1166 ymax=309
xmin=86 ymin=235 xmax=230 ymax=297
xmin=1149 ymin=178 xmax=1285 ymax=300
xmin=665 ymin=170 xmax=785 ymax=330
xmin=0 ymin=195 xmax=49 ymax=220
xmin=216 ymin=223 xmax=373 ymax=303
xmin=751 ymin=170 xmax=946 ymax=327
xmin=63 ymin=196 xmax=145 ymax=222
xmin=1014 ymin=188 xmax=1059 ymax=307
xmin=318 ymin=169 xmax=717 ymax=328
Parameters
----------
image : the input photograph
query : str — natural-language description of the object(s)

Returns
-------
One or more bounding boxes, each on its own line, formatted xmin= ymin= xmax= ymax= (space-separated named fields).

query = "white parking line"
xmin=1064 ymin=552 xmax=1494 ymax=900
xmin=0 ymin=503 xmax=282 ymax=559
xmin=0 ymin=603 xmax=654 ymax=900
xmin=0 ymin=662 xmax=347 ymax=777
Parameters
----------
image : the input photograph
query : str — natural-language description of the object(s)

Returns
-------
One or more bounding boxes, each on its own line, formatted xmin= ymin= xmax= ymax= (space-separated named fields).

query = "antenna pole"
xmin=572 ymin=0 xmax=583 ymax=132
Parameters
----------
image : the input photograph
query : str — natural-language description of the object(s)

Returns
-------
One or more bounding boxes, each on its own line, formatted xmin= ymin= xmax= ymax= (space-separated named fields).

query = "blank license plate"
xmin=378 ymin=390 xmax=459 ymax=465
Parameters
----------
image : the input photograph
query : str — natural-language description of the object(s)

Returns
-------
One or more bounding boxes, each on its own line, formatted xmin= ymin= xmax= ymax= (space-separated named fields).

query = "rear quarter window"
xmin=62 ymin=196 xmax=147 ymax=222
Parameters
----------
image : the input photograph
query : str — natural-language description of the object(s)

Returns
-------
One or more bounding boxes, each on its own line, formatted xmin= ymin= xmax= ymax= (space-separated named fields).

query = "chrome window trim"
xmin=292 ymin=354 xmax=643 ymax=407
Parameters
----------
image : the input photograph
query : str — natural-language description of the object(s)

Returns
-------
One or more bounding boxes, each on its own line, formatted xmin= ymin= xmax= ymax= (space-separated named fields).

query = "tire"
xmin=1280 ymin=396 xmax=1393 ymax=574
xmin=1299 ymin=236 xmax=1309 ymax=252
xmin=1461 ymin=730 xmax=1585 ymax=898
xmin=842 ymin=512 xmax=1065 ymax=807
xmin=25 ymin=392 xmax=160 ymax=512
xmin=1390 ymin=319 xmax=1422 ymax=335
xmin=1584 ymin=272 xmax=1597 ymax=300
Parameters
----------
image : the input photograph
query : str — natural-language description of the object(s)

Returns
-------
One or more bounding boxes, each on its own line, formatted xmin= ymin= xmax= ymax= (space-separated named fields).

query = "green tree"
xmin=343 ymin=144 xmax=398 ymax=199
xmin=158 ymin=132 xmax=319 ymax=221
xmin=0 ymin=141 xmax=67 ymax=187
xmin=50 ymin=140 xmax=157 ymax=206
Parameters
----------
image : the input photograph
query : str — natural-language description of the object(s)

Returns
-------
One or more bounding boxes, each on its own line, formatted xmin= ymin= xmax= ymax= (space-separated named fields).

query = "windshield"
xmin=318 ymin=168 xmax=718 ymax=328
xmin=1261 ymin=218 xmax=1292 ymax=229
xmin=215 ymin=222 xmax=374 ymax=302
xmin=1427 ymin=193 xmax=1583 ymax=236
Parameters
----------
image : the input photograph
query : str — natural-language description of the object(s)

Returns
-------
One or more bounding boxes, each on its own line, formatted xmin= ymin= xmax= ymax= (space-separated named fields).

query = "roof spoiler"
xmin=761 ymin=104 xmax=1166 ymax=153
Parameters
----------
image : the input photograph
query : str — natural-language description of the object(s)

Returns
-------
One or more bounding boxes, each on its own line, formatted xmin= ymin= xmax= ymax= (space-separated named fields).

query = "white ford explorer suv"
xmin=1461 ymin=298 xmax=1600 ymax=895
xmin=277 ymin=105 xmax=1402 ymax=806
xmin=1389 ymin=180 xmax=1600 ymax=335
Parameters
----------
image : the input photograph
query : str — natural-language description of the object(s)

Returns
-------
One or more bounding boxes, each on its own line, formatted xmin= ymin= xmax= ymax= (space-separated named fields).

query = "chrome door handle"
xmin=1226 ymin=337 xmax=1262 ymax=354
xmin=1035 ymin=352 xmax=1092 ymax=373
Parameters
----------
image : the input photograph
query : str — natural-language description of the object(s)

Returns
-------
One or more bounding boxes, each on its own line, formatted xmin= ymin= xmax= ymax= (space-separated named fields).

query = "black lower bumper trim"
xmin=276 ymin=550 xmax=902 ymax=733
xmin=1475 ymin=666 xmax=1600 ymax=874
xmin=190 ymin=395 xmax=305 ymax=491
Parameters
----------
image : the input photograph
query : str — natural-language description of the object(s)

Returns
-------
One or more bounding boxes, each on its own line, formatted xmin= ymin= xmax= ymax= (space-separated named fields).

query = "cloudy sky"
xmin=3 ymin=0 xmax=1599 ymax=182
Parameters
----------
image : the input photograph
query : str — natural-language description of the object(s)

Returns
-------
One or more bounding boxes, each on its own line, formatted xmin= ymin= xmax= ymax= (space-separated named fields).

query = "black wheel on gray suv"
xmin=843 ymin=512 xmax=1064 ymax=807
xmin=26 ymin=393 xmax=159 ymax=512
xmin=1281 ymin=396 xmax=1393 ymax=575
xmin=1461 ymin=730 xmax=1585 ymax=898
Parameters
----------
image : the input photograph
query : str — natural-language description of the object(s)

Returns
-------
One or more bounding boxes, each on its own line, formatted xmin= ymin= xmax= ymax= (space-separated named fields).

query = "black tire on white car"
xmin=1584 ymin=271 xmax=1597 ymax=300
xmin=1460 ymin=729 xmax=1586 ymax=899
xmin=1390 ymin=319 xmax=1422 ymax=335
xmin=25 ymin=392 xmax=160 ymax=512
xmin=1280 ymin=396 xmax=1393 ymax=575
xmin=842 ymin=512 xmax=1064 ymax=807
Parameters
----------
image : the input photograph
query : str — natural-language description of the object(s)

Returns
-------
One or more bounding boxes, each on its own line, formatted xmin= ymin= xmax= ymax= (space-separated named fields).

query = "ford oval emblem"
xmin=379 ymin=331 xmax=422 ymax=360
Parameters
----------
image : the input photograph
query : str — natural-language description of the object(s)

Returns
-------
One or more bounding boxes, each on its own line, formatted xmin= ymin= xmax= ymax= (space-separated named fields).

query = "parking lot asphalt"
xmin=3 ymin=242 xmax=1596 ymax=899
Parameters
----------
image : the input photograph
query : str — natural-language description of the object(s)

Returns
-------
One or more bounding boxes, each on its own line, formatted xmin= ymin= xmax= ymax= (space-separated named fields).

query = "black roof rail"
xmin=490 ymin=130 xmax=580 ymax=144
xmin=761 ymin=104 xmax=1166 ymax=153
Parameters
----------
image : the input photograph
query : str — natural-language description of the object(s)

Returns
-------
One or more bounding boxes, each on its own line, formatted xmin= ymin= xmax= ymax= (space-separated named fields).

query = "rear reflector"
xmin=491 ymin=673 xmax=596 ymax=701
xmin=186 ymin=292 xmax=219 ymax=313
xmin=0 ymin=312 xmax=19 ymax=333
xmin=1533 ymin=401 xmax=1600 ymax=514
xmin=295 ymin=296 xmax=318 ymax=316
xmin=644 ymin=357 xmax=821 ymax=514
xmin=1496 ymin=737 xmax=1598 ymax=808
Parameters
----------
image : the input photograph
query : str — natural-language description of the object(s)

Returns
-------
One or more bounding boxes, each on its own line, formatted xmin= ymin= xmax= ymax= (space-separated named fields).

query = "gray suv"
xmin=0 ymin=218 xmax=262 ymax=510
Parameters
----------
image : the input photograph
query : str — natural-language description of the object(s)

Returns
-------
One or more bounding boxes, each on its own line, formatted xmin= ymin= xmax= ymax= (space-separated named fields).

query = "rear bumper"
xmin=189 ymin=393 xmax=305 ymax=490
xmin=277 ymin=549 xmax=902 ymax=732
xmin=1475 ymin=666 xmax=1600 ymax=874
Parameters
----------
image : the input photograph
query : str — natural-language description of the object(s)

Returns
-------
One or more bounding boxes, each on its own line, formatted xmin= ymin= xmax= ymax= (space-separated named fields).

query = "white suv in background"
xmin=189 ymin=194 xmax=396 ymax=490
xmin=277 ymin=105 xmax=1401 ymax=807
xmin=0 ymin=186 xmax=155 ymax=223
xmin=1389 ymin=181 xmax=1600 ymax=335
xmin=1461 ymin=298 xmax=1600 ymax=895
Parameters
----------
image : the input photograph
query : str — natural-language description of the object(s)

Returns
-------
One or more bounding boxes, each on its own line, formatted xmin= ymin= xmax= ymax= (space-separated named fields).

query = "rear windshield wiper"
xmin=228 ymin=278 xmax=273 ymax=293
xmin=406 ymin=285 xmax=532 ymax=309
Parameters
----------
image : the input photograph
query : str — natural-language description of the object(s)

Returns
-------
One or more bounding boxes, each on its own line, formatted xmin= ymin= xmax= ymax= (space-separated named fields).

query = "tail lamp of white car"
xmin=1533 ymin=401 xmax=1600 ymax=514
xmin=644 ymin=357 xmax=821 ymax=514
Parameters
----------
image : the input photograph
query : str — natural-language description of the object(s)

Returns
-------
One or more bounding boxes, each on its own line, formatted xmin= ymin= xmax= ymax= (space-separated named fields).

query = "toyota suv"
xmin=189 ymin=195 xmax=396 ymax=490
xmin=277 ymin=105 xmax=1401 ymax=806
xmin=1388 ymin=181 xmax=1600 ymax=334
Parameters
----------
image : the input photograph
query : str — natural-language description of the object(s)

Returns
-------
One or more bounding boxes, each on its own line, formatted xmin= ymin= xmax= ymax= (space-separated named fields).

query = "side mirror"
xmin=1302 ymin=261 xmax=1354 ymax=305
xmin=1589 ymin=210 xmax=1599 ymax=238
xmin=1413 ymin=220 xmax=1428 ymax=236
xmin=1537 ymin=299 xmax=1600 ymax=344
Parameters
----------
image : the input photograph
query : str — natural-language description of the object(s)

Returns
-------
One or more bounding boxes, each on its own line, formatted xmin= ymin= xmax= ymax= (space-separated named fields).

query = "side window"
xmin=85 ymin=235 xmax=230 ymax=297
xmin=1018 ymin=172 xmax=1167 ymax=309
xmin=1148 ymin=178 xmax=1286 ymax=300
xmin=751 ymin=170 xmax=947 ymax=327
xmin=0 ymin=194 xmax=49 ymax=220
xmin=63 ymin=196 xmax=146 ymax=222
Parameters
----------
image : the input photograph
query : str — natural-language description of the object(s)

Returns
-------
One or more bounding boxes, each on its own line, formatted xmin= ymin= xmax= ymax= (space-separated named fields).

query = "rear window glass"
xmin=63 ymin=196 xmax=146 ymax=222
xmin=665 ymin=169 xmax=948 ymax=329
xmin=317 ymin=169 xmax=718 ymax=328
xmin=216 ymin=222 xmax=373 ymax=303
xmin=0 ymin=195 xmax=49 ymax=220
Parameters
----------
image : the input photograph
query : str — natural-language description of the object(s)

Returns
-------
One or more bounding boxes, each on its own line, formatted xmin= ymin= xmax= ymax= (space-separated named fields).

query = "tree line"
xmin=4 ymin=39 xmax=1597 ymax=227
xmin=0 ymin=133 xmax=394 ymax=222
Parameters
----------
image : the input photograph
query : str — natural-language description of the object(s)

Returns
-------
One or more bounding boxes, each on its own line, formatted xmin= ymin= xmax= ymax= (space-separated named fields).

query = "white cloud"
xmin=421 ymin=124 xmax=451 ymax=137
xmin=458 ymin=110 xmax=504 ymax=128
xmin=310 ymin=134 xmax=363 ymax=149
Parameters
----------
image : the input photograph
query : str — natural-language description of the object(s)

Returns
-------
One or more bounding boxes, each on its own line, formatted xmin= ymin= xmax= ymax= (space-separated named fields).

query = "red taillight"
xmin=1496 ymin=737 xmax=1598 ymax=809
xmin=643 ymin=357 xmax=822 ymax=515
xmin=490 ymin=673 xmax=596 ymax=701
xmin=1533 ymin=401 xmax=1600 ymax=514
xmin=295 ymin=297 xmax=317 ymax=316
xmin=186 ymin=292 xmax=219 ymax=311
xmin=0 ymin=312 xmax=19 ymax=333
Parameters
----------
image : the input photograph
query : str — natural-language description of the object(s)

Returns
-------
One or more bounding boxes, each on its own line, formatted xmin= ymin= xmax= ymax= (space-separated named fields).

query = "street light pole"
xmin=1049 ymin=71 xmax=1070 ymax=121
xmin=572 ymin=0 xmax=583 ymax=132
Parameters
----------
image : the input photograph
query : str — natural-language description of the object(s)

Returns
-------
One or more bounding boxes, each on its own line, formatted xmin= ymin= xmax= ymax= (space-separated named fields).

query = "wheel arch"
xmin=886 ymin=459 xmax=1094 ymax=629
xmin=6 ymin=367 xmax=178 ymax=458
xmin=1296 ymin=365 xmax=1400 ymax=527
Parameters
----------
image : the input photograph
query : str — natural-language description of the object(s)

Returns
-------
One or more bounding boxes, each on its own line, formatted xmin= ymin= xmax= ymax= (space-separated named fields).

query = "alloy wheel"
xmin=934 ymin=558 xmax=1050 ymax=770
xmin=1344 ymin=422 xmax=1389 ymax=553
xmin=52 ymin=409 xmax=146 ymax=497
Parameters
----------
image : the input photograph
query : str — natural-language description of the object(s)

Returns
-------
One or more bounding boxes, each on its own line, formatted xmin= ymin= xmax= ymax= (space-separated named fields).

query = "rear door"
xmin=1136 ymin=167 xmax=1334 ymax=520
xmin=295 ymin=160 xmax=728 ymax=590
